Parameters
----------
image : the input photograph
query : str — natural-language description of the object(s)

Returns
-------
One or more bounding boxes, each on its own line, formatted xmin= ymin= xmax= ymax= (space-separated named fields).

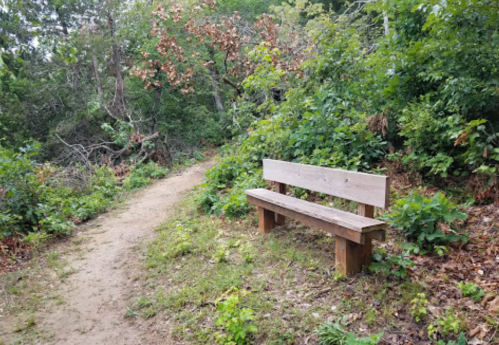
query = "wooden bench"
xmin=245 ymin=159 xmax=390 ymax=276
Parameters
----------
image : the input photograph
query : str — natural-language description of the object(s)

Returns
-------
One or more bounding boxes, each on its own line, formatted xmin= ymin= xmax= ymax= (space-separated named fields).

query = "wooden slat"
xmin=263 ymin=159 xmax=390 ymax=208
xmin=245 ymin=189 xmax=386 ymax=233
xmin=247 ymin=194 xmax=365 ymax=244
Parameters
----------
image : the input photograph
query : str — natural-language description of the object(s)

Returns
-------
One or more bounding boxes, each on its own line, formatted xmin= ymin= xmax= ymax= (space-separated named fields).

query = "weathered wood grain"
xmin=245 ymin=189 xmax=386 ymax=233
xmin=248 ymin=194 xmax=368 ymax=244
xmin=258 ymin=207 xmax=275 ymax=234
xmin=263 ymin=159 xmax=390 ymax=208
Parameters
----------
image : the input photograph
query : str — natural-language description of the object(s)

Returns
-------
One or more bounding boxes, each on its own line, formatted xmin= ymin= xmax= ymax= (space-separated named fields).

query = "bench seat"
xmin=246 ymin=189 xmax=386 ymax=245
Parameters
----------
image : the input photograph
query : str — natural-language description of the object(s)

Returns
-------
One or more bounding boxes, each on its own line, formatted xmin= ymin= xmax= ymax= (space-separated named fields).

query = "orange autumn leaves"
xmin=131 ymin=0 xmax=308 ymax=95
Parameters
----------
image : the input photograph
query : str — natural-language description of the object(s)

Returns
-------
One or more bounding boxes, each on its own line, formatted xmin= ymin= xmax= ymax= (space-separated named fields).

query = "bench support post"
xmin=258 ymin=207 xmax=276 ymax=234
xmin=335 ymin=237 xmax=365 ymax=275
xmin=335 ymin=204 xmax=375 ymax=275
xmin=275 ymin=183 xmax=286 ymax=225
xmin=357 ymin=203 xmax=374 ymax=267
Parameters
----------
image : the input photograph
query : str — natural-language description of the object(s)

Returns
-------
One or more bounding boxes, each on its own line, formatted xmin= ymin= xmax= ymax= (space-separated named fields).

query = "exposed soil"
xmin=0 ymin=159 xmax=214 ymax=345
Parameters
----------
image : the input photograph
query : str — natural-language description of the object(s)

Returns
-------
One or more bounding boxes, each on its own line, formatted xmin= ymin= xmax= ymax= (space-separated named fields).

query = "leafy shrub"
xmin=369 ymin=248 xmax=414 ymax=279
xmin=387 ymin=193 xmax=467 ymax=250
xmin=198 ymin=90 xmax=387 ymax=218
xmin=0 ymin=143 xmax=124 ymax=242
xmin=397 ymin=103 xmax=462 ymax=178
xmin=410 ymin=293 xmax=428 ymax=322
xmin=457 ymin=282 xmax=484 ymax=302
xmin=427 ymin=311 xmax=465 ymax=339
xmin=123 ymin=161 xmax=169 ymax=190
xmin=213 ymin=243 xmax=231 ymax=263
xmin=214 ymin=289 xmax=258 ymax=344
xmin=197 ymin=156 xmax=265 ymax=217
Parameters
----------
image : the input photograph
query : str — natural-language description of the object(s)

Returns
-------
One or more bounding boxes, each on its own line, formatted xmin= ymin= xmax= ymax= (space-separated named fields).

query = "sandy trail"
xmin=32 ymin=160 xmax=213 ymax=344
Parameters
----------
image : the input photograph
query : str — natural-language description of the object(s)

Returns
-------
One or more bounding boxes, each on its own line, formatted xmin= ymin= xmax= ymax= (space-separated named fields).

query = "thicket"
xmin=198 ymin=0 xmax=499 ymax=218
xmin=0 ymin=143 xmax=169 ymax=242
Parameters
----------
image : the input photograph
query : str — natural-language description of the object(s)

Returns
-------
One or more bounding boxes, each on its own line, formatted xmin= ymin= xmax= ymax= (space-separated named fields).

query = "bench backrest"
xmin=263 ymin=159 xmax=390 ymax=209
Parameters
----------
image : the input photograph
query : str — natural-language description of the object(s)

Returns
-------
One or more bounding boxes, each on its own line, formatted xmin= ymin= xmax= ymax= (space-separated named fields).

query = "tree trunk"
xmin=383 ymin=1 xmax=389 ymax=36
xmin=383 ymin=11 xmax=389 ymax=36
xmin=107 ymin=8 xmax=125 ymax=115
xmin=91 ymin=54 xmax=104 ymax=104
xmin=209 ymin=67 xmax=225 ymax=114
xmin=207 ymin=46 xmax=225 ymax=114
xmin=151 ymin=86 xmax=162 ymax=133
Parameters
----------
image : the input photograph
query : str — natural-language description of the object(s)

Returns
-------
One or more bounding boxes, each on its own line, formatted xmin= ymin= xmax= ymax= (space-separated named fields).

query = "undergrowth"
xmin=129 ymin=194 xmax=495 ymax=344
xmin=0 ymin=143 xmax=186 ymax=246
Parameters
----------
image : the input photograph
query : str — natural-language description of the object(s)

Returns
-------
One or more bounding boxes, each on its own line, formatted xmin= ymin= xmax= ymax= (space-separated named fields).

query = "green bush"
xmin=369 ymin=247 xmax=414 ymax=279
xmin=197 ymin=156 xmax=265 ymax=217
xmin=387 ymin=193 xmax=467 ymax=251
xmin=198 ymin=89 xmax=387 ymax=218
xmin=214 ymin=289 xmax=258 ymax=345
xmin=123 ymin=161 xmax=169 ymax=190
xmin=0 ymin=143 xmax=124 ymax=241
xmin=457 ymin=282 xmax=484 ymax=302
xmin=428 ymin=311 xmax=465 ymax=339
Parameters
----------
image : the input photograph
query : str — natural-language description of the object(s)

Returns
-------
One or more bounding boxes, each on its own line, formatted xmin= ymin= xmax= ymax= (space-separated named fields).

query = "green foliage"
xmin=238 ymin=243 xmax=255 ymax=263
xmin=0 ymin=143 xmax=74 ymax=237
xmin=315 ymin=318 xmax=349 ymax=345
xmin=369 ymin=247 xmax=414 ymax=279
xmin=410 ymin=293 xmax=428 ymax=322
xmin=197 ymin=155 xmax=266 ymax=217
xmin=198 ymin=87 xmax=387 ymax=217
xmin=315 ymin=317 xmax=383 ymax=345
xmin=457 ymin=282 xmax=484 ymax=302
xmin=345 ymin=333 xmax=383 ymax=345
xmin=123 ymin=162 xmax=169 ymax=191
xmin=214 ymin=289 xmax=258 ymax=345
xmin=0 ymin=143 xmax=169 ymax=242
xmin=427 ymin=311 xmax=465 ymax=339
xmin=387 ymin=193 xmax=467 ymax=250
xmin=433 ymin=333 xmax=467 ymax=345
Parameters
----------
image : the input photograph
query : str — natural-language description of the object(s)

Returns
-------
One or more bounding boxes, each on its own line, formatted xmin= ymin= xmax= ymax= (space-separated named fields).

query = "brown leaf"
xmin=469 ymin=324 xmax=491 ymax=339
xmin=481 ymin=294 xmax=499 ymax=313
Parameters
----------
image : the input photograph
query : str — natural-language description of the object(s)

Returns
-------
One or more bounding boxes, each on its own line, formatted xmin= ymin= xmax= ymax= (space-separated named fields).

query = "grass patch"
xmin=134 ymin=195 xmax=395 ymax=344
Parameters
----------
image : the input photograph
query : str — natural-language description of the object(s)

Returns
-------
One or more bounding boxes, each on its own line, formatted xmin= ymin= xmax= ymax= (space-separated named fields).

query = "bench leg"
xmin=258 ymin=207 xmax=276 ymax=234
xmin=335 ymin=236 xmax=372 ymax=276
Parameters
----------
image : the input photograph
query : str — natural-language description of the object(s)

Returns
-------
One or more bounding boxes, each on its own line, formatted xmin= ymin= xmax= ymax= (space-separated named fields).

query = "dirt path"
xmin=26 ymin=160 xmax=213 ymax=344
